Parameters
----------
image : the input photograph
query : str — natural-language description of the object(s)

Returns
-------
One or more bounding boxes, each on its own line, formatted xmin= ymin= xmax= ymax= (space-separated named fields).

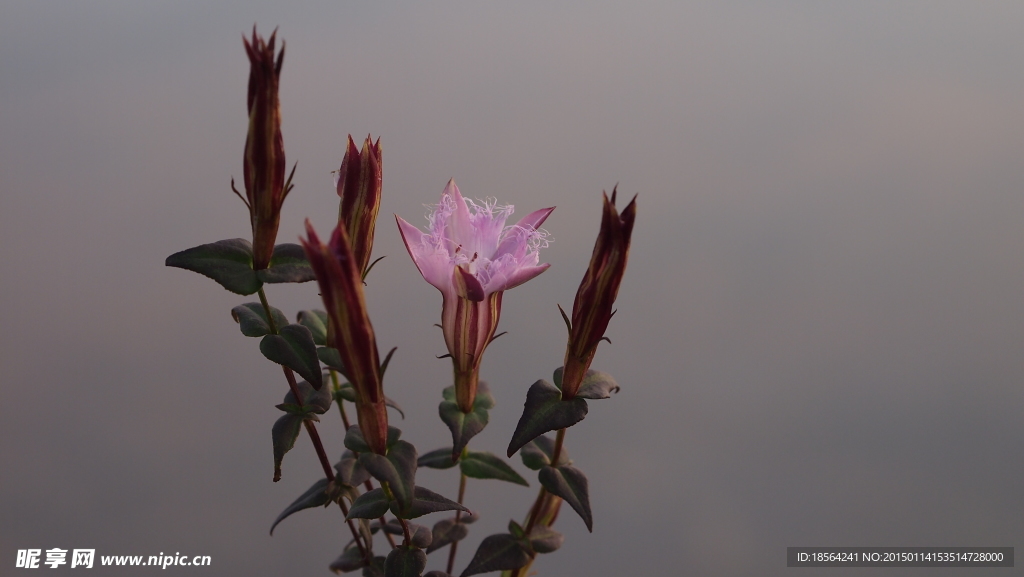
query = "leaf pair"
xmin=166 ymin=239 xmax=314 ymax=295
xmin=418 ymin=447 xmax=527 ymax=487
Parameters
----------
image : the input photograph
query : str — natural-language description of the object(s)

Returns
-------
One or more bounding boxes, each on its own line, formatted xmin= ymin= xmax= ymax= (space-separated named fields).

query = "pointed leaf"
xmin=329 ymin=545 xmax=367 ymax=573
xmin=297 ymin=309 xmax=329 ymax=346
xmin=346 ymin=488 xmax=391 ymax=520
xmin=231 ymin=302 xmax=288 ymax=337
xmin=439 ymin=401 xmax=488 ymax=461
xmin=459 ymin=533 xmax=532 ymax=577
xmin=269 ymin=478 xmax=330 ymax=535
xmin=384 ymin=546 xmax=426 ymax=577
xmin=335 ymin=450 xmax=371 ymax=487
xmin=418 ymin=447 xmax=459 ymax=470
xmin=572 ymin=369 xmax=620 ymax=400
xmin=538 ymin=465 xmax=592 ymax=531
xmin=376 ymin=520 xmax=432 ymax=548
xmin=460 ymin=451 xmax=528 ymax=486
xmin=283 ymin=378 xmax=332 ymax=414
xmin=527 ymin=526 xmax=564 ymax=554
xmin=257 ymin=243 xmax=316 ymax=284
xmin=426 ymin=519 xmax=468 ymax=554
xmin=165 ymin=238 xmax=261 ymax=295
xmin=345 ymin=425 xmax=402 ymax=454
xmin=520 ymin=435 xmax=571 ymax=471
xmin=360 ymin=441 xmax=417 ymax=514
xmin=272 ymin=414 xmax=303 ymax=482
xmin=318 ymin=347 xmax=347 ymax=374
xmin=261 ymin=324 xmax=323 ymax=390
xmin=507 ymin=380 xmax=588 ymax=457
xmin=335 ymin=382 xmax=358 ymax=403
xmin=396 ymin=486 xmax=470 ymax=520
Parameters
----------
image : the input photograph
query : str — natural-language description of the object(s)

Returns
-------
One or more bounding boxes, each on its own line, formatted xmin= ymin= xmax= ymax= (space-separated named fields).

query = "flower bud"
xmin=336 ymin=134 xmax=382 ymax=276
xmin=242 ymin=28 xmax=289 ymax=270
xmin=300 ymin=220 xmax=388 ymax=454
xmin=561 ymin=189 xmax=636 ymax=398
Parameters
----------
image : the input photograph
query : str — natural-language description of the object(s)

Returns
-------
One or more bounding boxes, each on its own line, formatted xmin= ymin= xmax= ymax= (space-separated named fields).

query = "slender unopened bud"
xmin=242 ymin=28 xmax=289 ymax=270
xmin=561 ymin=189 xmax=636 ymax=398
xmin=300 ymin=220 xmax=388 ymax=454
xmin=336 ymin=134 xmax=382 ymax=275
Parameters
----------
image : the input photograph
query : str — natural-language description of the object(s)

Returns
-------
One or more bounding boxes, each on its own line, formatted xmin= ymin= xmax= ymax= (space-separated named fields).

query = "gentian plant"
xmin=166 ymin=28 xmax=636 ymax=577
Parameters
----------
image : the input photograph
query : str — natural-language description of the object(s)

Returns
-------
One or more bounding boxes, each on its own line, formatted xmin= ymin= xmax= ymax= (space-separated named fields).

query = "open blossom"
xmin=300 ymin=220 xmax=388 ymax=454
xmin=561 ymin=188 xmax=636 ymax=398
xmin=397 ymin=179 xmax=554 ymax=412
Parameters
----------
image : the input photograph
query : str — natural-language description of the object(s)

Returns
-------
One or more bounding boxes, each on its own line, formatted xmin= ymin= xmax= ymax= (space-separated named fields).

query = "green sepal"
xmin=318 ymin=347 xmax=347 ymax=374
xmin=329 ymin=545 xmax=367 ymax=573
xmin=384 ymin=546 xmax=426 ymax=577
xmin=256 ymin=243 xmax=316 ymax=284
xmin=363 ymin=556 xmax=386 ymax=577
xmin=527 ymin=526 xmax=564 ymax=554
xmin=538 ymin=465 xmax=592 ymax=532
xmin=296 ymin=310 xmax=329 ymax=346
xmin=554 ymin=367 xmax=620 ymax=399
xmin=519 ymin=435 xmax=571 ymax=471
xmin=165 ymin=238 xmax=261 ymax=295
xmin=394 ymin=486 xmax=469 ymax=520
xmin=359 ymin=441 xmax=417 ymax=515
xmin=260 ymin=324 xmax=323 ymax=390
xmin=460 ymin=451 xmax=528 ymax=486
xmin=418 ymin=447 xmax=459 ymax=470
xmin=507 ymin=380 xmax=588 ymax=458
xmin=231 ymin=302 xmax=288 ymax=337
xmin=335 ymin=450 xmax=371 ymax=487
xmin=507 ymin=520 xmax=525 ymax=540
xmin=427 ymin=518 xmax=468 ymax=554
xmin=439 ymin=382 xmax=494 ymax=461
xmin=345 ymin=425 xmax=402 ymax=454
xmin=459 ymin=533 xmax=532 ymax=577
xmin=269 ymin=477 xmax=330 ymax=535
xmin=272 ymin=413 xmax=303 ymax=482
xmin=346 ymin=488 xmax=391 ymax=520
xmin=279 ymin=378 xmax=332 ymax=415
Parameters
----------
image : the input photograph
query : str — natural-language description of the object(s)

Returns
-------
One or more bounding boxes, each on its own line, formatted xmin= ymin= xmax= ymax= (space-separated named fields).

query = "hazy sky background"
xmin=2 ymin=2 xmax=1023 ymax=575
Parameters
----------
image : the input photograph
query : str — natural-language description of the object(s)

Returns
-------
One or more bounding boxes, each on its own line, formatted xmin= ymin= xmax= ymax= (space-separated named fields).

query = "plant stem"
xmin=329 ymin=370 xmax=352 ymax=430
xmin=445 ymin=466 xmax=469 ymax=574
xmin=256 ymin=287 xmax=371 ymax=559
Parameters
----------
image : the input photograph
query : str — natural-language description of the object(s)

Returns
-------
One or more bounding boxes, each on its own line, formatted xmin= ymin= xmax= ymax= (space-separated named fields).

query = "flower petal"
xmin=396 ymin=215 xmax=451 ymax=292
xmin=492 ymin=206 xmax=554 ymax=261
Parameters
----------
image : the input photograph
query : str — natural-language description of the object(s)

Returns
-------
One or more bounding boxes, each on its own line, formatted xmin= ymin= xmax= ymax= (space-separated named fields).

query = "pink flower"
xmin=397 ymin=179 xmax=553 ymax=411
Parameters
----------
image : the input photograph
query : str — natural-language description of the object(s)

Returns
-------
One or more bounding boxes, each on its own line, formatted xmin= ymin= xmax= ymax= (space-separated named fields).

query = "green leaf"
xmin=272 ymin=413 xmax=303 ymax=482
xmin=506 ymin=380 xmax=588 ymax=458
xmin=426 ymin=518 xmax=468 ymax=554
xmin=396 ymin=486 xmax=470 ymax=520
xmin=460 ymin=452 xmax=528 ymax=486
xmin=335 ymin=450 xmax=371 ymax=487
xmin=344 ymin=425 xmax=403 ymax=453
xmin=363 ymin=556 xmax=386 ymax=577
xmin=257 ymin=243 xmax=316 ymax=284
xmin=347 ymin=488 xmax=391 ymax=520
xmin=554 ymin=367 xmax=620 ymax=399
xmin=260 ymin=324 xmax=323 ymax=390
xmin=329 ymin=545 xmax=367 ymax=573
xmin=538 ymin=465 xmax=592 ymax=532
xmin=417 ymin=447 xmax=458 ymax=470
xmin=296 ymin=309 xmax=329 ymax=346
xmin=439 ymin=401 xmax=489 ymax=463
xmin=384 ymin=546 xmax=426 ymax=577
xmin=269 ymin=478 xmax=330 ymax=535
xmin=231 ymin=302 xmax=288 ymax=337
xmin=334 ymin=382 xmax=358 ymax=403
xmin=507 ymin=520 xmax=525 ymax=540
xmin=440 ymin=382 xmax=495 ymax=409
xmin=318 ymin=347 xmax=346 ymax=374
xmin=527 ymin=526 xmax=564 ymax=554
xmin=359 ymin=441 xmax=417 ymax=514
xmin=375 ymin=520 xmax=432 ymax=549
xmin=459 ymin=533 xmax=532 ymax=577
xmin=519 ymin=435 xmax=571 ymax=471
xmin=281 ymin=378 xmax=332 ymax=414
xmin=165 ymin=238 xmax=261 ymax=295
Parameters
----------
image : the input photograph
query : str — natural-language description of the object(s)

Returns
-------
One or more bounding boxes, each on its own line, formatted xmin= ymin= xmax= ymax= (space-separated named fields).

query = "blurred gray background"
xmin=2 ymin=2 xmax=1022 ymax=575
